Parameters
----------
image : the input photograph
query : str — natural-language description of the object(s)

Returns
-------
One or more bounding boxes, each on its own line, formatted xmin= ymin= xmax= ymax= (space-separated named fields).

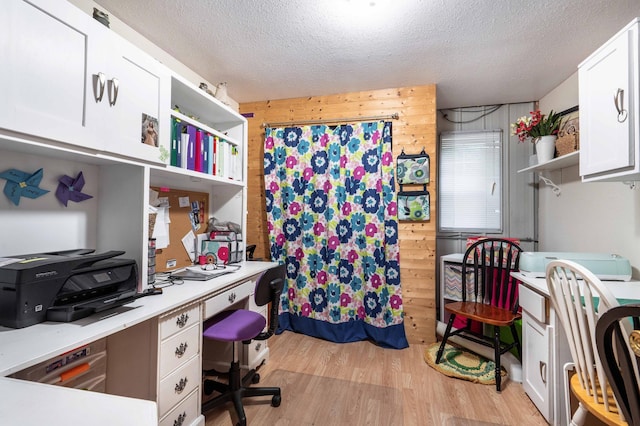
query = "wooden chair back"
xmin=596 ymin=304 xmax=640 ymax=426
xmin=461 ymin=238 xmax=522 ymax=313
xmin=546 ymin=259 xmax=623 ymax=424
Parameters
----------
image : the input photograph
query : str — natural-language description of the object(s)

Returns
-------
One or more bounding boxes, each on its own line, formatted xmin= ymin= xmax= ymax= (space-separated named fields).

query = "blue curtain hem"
xmin=276 ymin=312 xmax=409 ymax=349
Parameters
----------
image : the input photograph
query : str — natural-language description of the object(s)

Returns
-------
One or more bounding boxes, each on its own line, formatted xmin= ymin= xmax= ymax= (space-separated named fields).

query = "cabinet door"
xmin=579 ymin=24 xmax=635 ymax=177
xmin=105 ymin=37 xmax=170 ymax=164
xmin=522 ymin=312 xmax=552 ymax=422
xmin=0 ymin=0 xmax=106 ymax=150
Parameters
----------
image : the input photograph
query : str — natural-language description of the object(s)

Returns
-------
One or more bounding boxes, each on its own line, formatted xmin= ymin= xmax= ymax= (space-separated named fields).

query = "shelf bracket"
xmin=538 ymin=173 xmax=561 ymax=196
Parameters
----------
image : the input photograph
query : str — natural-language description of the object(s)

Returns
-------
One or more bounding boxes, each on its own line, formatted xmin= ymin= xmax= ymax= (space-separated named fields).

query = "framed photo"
xmin=556 ymin=106 xmax=579 ymax=156
xmin=141 ymin=113 xmax=159 ymax=147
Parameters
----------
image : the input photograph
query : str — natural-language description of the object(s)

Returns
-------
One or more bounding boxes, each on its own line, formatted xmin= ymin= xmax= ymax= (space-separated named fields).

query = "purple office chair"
xmin=201 ymin=264 xmax=285 ymax=426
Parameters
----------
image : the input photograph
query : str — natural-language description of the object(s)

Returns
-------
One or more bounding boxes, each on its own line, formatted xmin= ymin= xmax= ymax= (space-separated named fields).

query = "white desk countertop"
xmin=0 ymin=377 xmax=158 ymax=425
xmin=512 ymin=271 xmax=640 ymax=301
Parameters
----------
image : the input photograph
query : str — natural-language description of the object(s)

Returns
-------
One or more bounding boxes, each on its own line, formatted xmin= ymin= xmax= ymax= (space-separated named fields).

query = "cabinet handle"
xmin=614 ymin=88 xmax=628 ymax=123
xmin=174 ymin=377 xmax=188 ymax=394
xmin=255 ymin=343 xmax=262 ymax=352
xmin=94 ymin=72 xmax=106 ymax=102
xmin=173 ymin=411 xmax=187 ymax=426
xmin=539 ymin=361 xmax=547 ymax=384
xmin=228 ymin=292 xmax=236 ymax=304
xmin=108 ymin=78 xmax=119 ymax=106
xmin=175 ymin=342 xmax=188 ymax=358
xmin=176 ymin=313 xmax=189 ymax=328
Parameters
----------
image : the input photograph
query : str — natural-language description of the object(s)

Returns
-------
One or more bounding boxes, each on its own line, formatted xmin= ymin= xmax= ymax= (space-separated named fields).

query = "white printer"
xmin=519 ymin=252 xmax=632 ymax=281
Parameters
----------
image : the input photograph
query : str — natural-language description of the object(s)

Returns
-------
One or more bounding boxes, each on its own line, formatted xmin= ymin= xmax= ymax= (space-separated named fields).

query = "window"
xmin=438 ymin=130 xmax=502 ymax=232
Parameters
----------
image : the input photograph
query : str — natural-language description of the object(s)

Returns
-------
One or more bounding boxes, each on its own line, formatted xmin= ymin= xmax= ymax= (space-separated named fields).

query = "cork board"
xmin=151 ymin=186 xmax=208 ymax=272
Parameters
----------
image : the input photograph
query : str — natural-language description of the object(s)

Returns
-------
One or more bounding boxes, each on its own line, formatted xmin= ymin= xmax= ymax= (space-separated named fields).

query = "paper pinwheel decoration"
xmin=0 ymin=168 xmax=50 ymax=206
xmin=56 ymin=171 xmax=93 ymax=206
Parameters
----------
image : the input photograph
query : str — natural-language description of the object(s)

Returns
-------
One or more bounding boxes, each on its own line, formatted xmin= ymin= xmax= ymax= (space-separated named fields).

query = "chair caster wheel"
xmin=252 ymin=373 xmax=260 ymax=384
xmin=271 ymin=394 xmax=281 ymax=407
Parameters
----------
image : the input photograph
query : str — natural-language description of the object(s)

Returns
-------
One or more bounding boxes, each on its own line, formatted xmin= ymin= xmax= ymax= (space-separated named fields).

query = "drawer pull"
xmin=255 ymin=343 xmax=262 ymax=352
xmin=59 ymin=362 xmax=90 ymax=382
xmin=176 ymin=313 xmax=189 ymax=328
xmin=539 ymin=361 xmax=547 ymax=384
xmin=228 ymin=292 xmax=236 ymax=304
xmin=173 ymin=411 xmax=187 ymax=426
xmin=175 ymin=342 xmax=188 ymax=358
xmin=174 ymin=377 xmax=188 ymax=394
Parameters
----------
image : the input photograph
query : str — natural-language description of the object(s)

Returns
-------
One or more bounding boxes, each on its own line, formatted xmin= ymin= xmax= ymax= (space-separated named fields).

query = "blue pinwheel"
xmin=0 ymin=168 xmax=50 ymax=206
xmin=55 ymin=171 xmax=93 ymax=206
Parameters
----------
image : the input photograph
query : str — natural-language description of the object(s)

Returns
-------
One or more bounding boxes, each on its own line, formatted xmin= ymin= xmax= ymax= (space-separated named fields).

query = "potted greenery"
xmin=511 ymin=110 xmax=562 ymax=163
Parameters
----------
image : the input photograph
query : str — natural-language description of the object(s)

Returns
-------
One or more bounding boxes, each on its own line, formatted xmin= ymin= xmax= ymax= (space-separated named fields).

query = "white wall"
xmin=539 ymin=73 xmax=640 ymax=278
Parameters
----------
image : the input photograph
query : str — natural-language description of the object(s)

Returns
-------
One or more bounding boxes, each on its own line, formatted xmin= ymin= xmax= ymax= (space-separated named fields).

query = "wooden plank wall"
xmin=239 ymin=85 xmax=437 ymax=344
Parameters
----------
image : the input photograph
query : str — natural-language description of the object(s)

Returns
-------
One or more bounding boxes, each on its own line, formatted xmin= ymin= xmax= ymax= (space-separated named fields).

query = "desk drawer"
xmin=519 ymin=284 xmax=547 ymax=324
xmin=204 ymin=279 xmax=254 ymax=319
xmin=159 ymin=323 xmax=200 ymax=378
xmin=159 ymin=387 xmax=199 ymax=426
xmin=246 ymin=339 xmax=268 ymax=369
xmin=160 ymin=304 xmax=201 ymax=340
xmin=158 ymin=355 xmax=200 ymax=417
xmin=11 ymin=339 xmax=107 ymax=387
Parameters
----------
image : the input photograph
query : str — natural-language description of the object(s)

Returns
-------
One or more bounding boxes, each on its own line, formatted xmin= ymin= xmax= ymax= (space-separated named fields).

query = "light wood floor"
xmin=204 ymin=331 xmax=548 ymax=425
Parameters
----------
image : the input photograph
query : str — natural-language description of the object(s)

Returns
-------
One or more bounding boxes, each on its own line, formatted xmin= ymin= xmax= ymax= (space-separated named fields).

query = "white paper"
xmin=0 ymin=258 xmax=23 ymax=267
xmin=195 ymin=233 xmax=209 ymax=258
xmin=181 ymin=230 xmax=197 ymax=262
xmin=178 ymin=196 xmax=190 ymax=208
xmin=153 ymin=205 xmax=171 ymax=249
xmin=149 ymin=188 xmax=159 ymax=206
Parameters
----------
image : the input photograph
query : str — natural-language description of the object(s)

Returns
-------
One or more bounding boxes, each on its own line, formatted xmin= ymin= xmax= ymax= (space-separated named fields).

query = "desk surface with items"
xmin=515 ymin=251 xmax=639 ymax=298
xmin=0 ymin=252 xmax=278 ymax=426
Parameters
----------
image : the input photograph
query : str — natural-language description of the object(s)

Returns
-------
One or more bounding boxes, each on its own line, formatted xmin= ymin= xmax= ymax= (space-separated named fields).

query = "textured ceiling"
xmin=94 ymin=0 xmax=640 ymax=109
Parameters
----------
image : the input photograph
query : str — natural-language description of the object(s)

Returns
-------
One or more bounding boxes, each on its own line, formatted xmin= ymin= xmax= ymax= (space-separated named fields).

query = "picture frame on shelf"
xmin=556 ymin=105 xmax=579 ymax=157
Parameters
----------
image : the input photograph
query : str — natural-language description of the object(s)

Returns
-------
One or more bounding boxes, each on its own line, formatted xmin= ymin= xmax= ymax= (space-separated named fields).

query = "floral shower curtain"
xmin=264 ymin=121 xmax=408 ymax=349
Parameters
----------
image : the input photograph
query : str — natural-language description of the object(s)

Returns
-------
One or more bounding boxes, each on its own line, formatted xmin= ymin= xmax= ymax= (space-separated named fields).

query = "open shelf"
xmin=517 ymin=151 xmax=579 ymax=174
xmin=517 ymin=151 xmax=580 ymax=196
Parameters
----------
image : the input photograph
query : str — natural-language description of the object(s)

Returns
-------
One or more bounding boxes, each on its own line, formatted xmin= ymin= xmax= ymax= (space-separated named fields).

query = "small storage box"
xmin=442 ymin=261 xmax=481 ymax=332
xmin=202 ymin=239 xmax=243 ymax=264
xmin=10 ymin=338 xmax=107 ymax=392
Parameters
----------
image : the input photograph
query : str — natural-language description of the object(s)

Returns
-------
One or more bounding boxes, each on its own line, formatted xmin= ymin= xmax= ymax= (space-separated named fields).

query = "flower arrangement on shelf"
xmin=511 ymin=110 xmax=562 ymax=143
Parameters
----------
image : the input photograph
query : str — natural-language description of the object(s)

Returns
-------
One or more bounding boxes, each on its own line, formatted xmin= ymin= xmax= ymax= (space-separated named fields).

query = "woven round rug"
xmin=424 ymin=343 xmax=507 ymax=385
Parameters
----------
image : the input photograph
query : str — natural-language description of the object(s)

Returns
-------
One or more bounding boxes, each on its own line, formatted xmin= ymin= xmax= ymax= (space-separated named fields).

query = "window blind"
xmin=438 ymin=130 xmax=502 ymax=232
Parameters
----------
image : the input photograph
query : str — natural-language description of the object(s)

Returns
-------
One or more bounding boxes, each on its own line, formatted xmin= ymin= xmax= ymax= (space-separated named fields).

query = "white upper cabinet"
xmin=0 ymin=0 xmax=107 ymax=151
xmin=104 ymin=37 xmax=170 ymax=164
xmin=0 ymin=0 xmax=248 ymax=287
xmin=0 ymin=0 xmax=169 ymax=164
xmin=579 ymin=18 xmax=639 ymax=182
